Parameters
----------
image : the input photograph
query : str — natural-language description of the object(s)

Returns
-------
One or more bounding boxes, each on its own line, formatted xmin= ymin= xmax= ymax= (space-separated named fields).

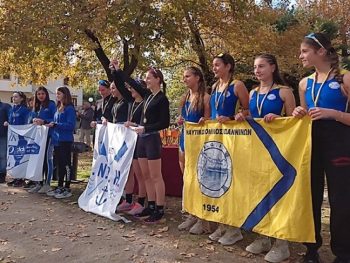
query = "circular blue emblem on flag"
xmin=197 ymin=141 xmax=232 ymax=198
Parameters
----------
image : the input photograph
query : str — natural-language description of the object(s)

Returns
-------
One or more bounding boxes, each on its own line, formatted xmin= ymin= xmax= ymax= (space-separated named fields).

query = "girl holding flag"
xmin=293 ymin=33 xmax=350 ymax=263
xmin=109 ymin=59 xmax=147 ymax=216
xmin=208 ymin=53 xmax=249 ymax=245
xmin=5 ymin=91 xmax=30 ymax=187
xmin=236 ymin=53 xmax=296 ymax=263
xmin=177 ymin=66 xmax=210 ymax=234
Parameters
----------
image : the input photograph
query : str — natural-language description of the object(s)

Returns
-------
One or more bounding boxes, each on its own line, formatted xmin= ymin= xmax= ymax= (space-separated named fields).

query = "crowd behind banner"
xmin=0 ymin=32 xmax=349 ymax=263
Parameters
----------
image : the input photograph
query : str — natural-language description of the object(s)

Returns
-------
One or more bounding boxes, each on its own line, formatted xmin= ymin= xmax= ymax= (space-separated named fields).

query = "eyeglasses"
xmin=305 ymin=33 xmax=326 ymax=49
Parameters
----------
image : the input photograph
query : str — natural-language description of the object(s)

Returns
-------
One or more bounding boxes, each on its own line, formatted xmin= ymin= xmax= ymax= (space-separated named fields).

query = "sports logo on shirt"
xmin=267 ymin=94 xmax=277 ymax=100
xmin=226 ymin=91 xmax=231 ymax=97
xmin=197 ymin=141 xmax=232 ymax=198
xmin=329 ymin=81 xmax=341 ymax=90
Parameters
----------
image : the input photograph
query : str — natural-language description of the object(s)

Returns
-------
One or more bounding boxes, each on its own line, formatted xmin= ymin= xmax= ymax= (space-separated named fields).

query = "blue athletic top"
xmin=305 ymin=76 xmax=348 ymax=112
xmin=250 ymin=88 xmax=284 ymax=118
xmin=210 ymin=82 xmax=239 ymax=119
xmin=8 ymin=104 xmax=30 ymax=125
xmin=179 ymin=100 xmax=203 ymax=152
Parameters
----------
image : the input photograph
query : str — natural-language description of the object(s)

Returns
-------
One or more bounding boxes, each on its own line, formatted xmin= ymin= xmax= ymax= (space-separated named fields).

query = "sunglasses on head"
xmin=305 ymin=33 xmax=326 ymax=49
xmin=98 ymin=80 xmax=109 ymax=87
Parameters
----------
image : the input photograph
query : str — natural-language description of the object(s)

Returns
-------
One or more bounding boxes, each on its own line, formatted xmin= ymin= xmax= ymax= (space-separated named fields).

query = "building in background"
xmin=0 ymin=75 xmax=83 ymax=107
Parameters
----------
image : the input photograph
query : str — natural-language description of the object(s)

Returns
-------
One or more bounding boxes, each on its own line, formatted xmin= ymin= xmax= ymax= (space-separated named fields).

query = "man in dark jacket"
xmin=78 ymin=101 xmax=94 ymax=146
xmin=0 ymin=100 xmax=10 ymax=183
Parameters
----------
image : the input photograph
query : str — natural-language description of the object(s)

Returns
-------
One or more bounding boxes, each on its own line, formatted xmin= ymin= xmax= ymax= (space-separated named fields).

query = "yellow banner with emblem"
xmin=183 ymin=117 xmax=314 ymax=242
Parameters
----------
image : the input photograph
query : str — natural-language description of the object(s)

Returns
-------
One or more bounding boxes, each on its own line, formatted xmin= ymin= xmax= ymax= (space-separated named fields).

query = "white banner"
xmin=7 ymin=124 xmax=48 ymax=181
xmin=78 ymin=123 xmax=137 ymax=221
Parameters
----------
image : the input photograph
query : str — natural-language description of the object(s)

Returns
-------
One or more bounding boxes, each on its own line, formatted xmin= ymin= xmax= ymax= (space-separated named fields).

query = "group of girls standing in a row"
xmin=5 ymin=87 xmax=76 ymax=199
xmin=176 ymin=32 xmax=350 ymax=263
xmin=90 ymin=60 xmax=171 ymax=224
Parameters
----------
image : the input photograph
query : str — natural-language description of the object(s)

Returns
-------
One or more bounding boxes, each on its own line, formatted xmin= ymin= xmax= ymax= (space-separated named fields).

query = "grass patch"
xmin=76 ymin=151 xmax=93 ymax=181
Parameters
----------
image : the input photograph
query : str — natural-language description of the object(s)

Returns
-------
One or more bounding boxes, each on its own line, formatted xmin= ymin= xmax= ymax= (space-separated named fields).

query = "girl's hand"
xmin=198 ymin=117 xmax=206 ymax=125
xmin=134 ymin=126 xmax=145 ymax=134
xmin=217 ymin=115 xmax=230 ymax=123
xmin=3 ymin=121 xmax=9 ymax=126
xmin=109 ymin=59 xmax=119 ymax=71
xmin=46 ymin=122 xmax=55 ymax=128
xmin=292 ymin=106 xmax=307 ymax=118
xmin=101 ymin=117 xmax=108 ymax=126
xmin=263 ymin=113 xmax=279 ymax=123
xmin=33 ymin=118 xmax=44 ymax=125
xmin=235 ymin=112 xmax=246 ymax=122
xmin=308 ymin=107 xmax=334 ymax=120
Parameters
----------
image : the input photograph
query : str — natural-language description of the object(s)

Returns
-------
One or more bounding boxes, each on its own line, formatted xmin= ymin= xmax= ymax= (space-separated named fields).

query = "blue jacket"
xmin=31 ymin=101 xmax=57 ymax=136
xmin=8 ymin=104 xmax=30 ymax=125
xmin=0 ymin=102 xmax=11 ymax=137
xmin=52 ymin=104 xmax=76 ymax=145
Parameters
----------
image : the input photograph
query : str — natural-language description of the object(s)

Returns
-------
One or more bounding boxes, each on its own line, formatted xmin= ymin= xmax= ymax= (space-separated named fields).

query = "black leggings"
xmin=305 ymin=120 xmax=350 ymax=260
xmin=54 ymin=142 xmax=72 ymax=188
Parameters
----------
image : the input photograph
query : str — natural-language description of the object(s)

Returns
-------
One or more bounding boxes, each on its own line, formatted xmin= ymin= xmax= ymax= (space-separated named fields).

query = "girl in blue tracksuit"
xmin=293 ymin=33 xmax=350 ymax=263
xmin=47 ymin=86 xmax=76 ymax=199
xmin=5 ymin=91 xmax=30 ymax=187
xmin=236 ymin=54 xmax=296 ymax=263
xmin=29 ymin=86 xmax=57 ymax=193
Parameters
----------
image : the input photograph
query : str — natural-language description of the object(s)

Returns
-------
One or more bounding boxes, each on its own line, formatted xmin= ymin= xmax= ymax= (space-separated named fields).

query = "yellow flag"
xmin=183 ymin=117 xmax=315 ymax=242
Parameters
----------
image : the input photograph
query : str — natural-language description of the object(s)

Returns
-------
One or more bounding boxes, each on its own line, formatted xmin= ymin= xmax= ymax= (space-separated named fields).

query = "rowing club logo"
xmin=197 ymin=141 xmax=232 ymax=198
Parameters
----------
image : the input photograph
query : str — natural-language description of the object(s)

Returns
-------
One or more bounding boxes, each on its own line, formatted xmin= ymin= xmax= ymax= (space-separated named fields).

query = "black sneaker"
xmin=13 ymin=179 xmax=25 ymax=187
xmin=7 ymin=179 xmax=16 ymax=186
xmin=23 ymin=180 xmax=36 ymax=189
xmin=0 ymin=173 xmax=6 ymax=184
xmin=134 ymin=207 xmax=154 ymax=219
xmin=144 ymin=210 xmax=164 ymax=224
xmin=303 ymin=252 xmax=321 ymax=263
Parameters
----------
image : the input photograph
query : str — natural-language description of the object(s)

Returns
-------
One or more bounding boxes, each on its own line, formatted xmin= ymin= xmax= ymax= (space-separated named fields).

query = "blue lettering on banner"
xmin=97 ymin=163 xmax=110 ymax=179
xmin=114 ymin=141 xmax=128 ymax=162
xmin=8 ymin=134 xmax=41 ymax=166
xmin=241 ymin=119 xmax=296 ymax=231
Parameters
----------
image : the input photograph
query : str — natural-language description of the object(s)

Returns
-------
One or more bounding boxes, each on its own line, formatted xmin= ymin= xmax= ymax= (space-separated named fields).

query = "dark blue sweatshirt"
xmin=52 ymin=104 xmax=76 ymax=145
xmin=8 ymin=104 xmax=30 ymax=125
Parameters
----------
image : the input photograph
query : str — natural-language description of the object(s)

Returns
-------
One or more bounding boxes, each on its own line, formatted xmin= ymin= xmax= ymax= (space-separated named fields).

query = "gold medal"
xmin=143 ymin=117 xmax=147 ymax=123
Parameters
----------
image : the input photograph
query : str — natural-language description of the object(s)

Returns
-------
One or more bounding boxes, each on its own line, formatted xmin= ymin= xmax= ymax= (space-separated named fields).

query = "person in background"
xmin=78 ymin=101 xmax=94 ymax=147
xmin=0 ymin=100 xmax=11 ymax=184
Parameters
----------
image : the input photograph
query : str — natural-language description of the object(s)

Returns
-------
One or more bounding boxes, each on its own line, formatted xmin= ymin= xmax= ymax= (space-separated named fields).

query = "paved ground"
xmin=0 ymin=183 xmax=333 ymax=263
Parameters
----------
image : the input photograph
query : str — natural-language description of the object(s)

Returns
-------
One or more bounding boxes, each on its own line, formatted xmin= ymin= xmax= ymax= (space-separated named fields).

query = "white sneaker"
xmin=38 ymin=184 xmax=52 ymax=194
xmin=189 ymin=219 xmax=204 ymax=235
xmin=209 ymin=224 xmax=226 ymax=241
xmin=28 ymin=184 xmax=41 ymax=193
xmin=54 ymin=188 xmax=72 ymax=199
xmin=218 ymin=226 xmax=243 ymax=246
xmin=264 ymin=239 xmax=290 ymax=263
xmin=178 ymin=215 xmax=197 ymax=231
xmin=246 ymin=236 xmax=272 ymax=254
